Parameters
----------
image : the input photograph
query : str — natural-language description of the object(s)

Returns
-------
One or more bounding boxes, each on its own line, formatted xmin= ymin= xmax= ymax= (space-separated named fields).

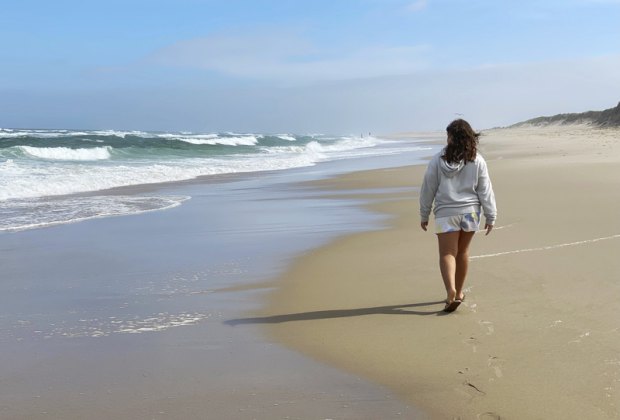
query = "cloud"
xmin=147 ymin=31 xmax=431 ymax=84
xmin=406 ymin=0 xmax=428 ymax=12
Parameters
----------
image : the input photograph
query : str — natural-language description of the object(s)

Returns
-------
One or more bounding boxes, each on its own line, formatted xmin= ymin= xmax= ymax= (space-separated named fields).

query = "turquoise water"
xmin=0 ymin=128 xmax=430 ymax=231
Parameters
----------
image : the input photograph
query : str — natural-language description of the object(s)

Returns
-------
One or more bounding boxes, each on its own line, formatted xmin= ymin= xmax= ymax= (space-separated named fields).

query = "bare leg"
xmin=455 ymin=231 xmax=476 ymax=300
xmin=437 ymin=231 xmax=460 ymax=303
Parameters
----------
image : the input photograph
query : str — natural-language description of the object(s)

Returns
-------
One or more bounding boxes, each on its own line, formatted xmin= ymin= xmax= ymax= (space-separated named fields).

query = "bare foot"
xmin=446 ymin=290 xmax=457 ymax=304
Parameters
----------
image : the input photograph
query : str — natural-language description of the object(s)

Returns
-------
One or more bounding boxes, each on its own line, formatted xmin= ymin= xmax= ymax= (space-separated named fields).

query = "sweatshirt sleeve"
xmin=419 ymin=156 xmax=439 ymax=223
xmin=476 ymin=158 xmax=497 ymax=225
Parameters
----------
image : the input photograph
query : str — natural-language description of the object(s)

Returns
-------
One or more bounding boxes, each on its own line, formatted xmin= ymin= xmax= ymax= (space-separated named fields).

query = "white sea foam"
xmin=157 ymin=133 xmax=259 ymax=146
xmin=260 ymin=136 xmax=382 ymax=160
xmin=18 ymin=146 xmax=112 ymax=161
xmin=311 ymin=136 xmax=433 ymax=160
xmin=277 ymin=134 xmax=296 ymax=141
xmin=157 ymin=133 xmax=218 ymax=140
xmin=0 ymin=195 xmax=190 ymax=232
xmin=259 ymin=141 xmax=326 ymax=160
xmin=0 ymin=130 xmax=89 ymax=138
xmin=45 ymin=312 xmax=210 ymax=338
xmin=0 ymin=152 xmax=319 ymax=201
xmin=225 ymin=132 xmax=263 ymax=138
xmin=177 ymin=135 xmax=259 ymax=146
xmin=0 ymin=129 xmax=148 ymax=139
xmin=304 ymin=141 xmax=328 ymax=158
xmin=0 ymin=131 xmax=435 ymax=204
xmin=0 ymin=131 xmax=52 ymax=138
xmin=323 ymin=135 xmax=381 ymax=151
xmin=88 ymin=130 xmax=149 ymax=138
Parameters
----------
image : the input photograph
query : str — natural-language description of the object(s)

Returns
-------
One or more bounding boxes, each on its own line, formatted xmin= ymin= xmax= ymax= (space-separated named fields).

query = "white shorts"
xmin=435 ymin=212 xmax=481 ymax=234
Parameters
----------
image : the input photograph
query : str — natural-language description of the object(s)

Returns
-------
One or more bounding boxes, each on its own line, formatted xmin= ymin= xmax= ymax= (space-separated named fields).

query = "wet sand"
xmin=252 ymin=125 xmax=620 ymax=419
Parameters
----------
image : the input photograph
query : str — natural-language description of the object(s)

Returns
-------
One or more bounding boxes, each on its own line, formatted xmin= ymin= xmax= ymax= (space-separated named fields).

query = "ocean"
xmin=0 ymin=127 xmax=438 ymax=418
xmin=0 ymin=128 xmax=429 ymax=232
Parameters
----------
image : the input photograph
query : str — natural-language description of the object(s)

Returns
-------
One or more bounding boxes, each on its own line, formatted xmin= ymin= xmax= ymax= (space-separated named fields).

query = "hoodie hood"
xmin=439 ymin=156 xmax=465 ymax=178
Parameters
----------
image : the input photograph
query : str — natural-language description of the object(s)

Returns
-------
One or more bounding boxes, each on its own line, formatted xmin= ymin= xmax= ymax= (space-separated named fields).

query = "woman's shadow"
xmin=225 ymin=300 xmax=446 ymax=326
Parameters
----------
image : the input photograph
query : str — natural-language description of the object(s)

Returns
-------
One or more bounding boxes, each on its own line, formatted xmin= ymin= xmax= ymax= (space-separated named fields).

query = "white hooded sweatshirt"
xmin=419 ymin=150 xmax=497 ymax=225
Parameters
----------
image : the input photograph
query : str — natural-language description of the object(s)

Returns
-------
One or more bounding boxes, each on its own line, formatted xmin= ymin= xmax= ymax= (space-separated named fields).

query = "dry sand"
xmin=252 ymin=125 xmax=620 ymax=419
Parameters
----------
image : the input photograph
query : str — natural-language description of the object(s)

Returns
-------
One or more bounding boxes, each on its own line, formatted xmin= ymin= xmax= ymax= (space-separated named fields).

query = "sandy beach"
xmin=3 ymin=1 xmax=620 ymax=418
xmin=242 ymin=125 xmax=620 ymax=419
xmin=3 ymin=125 xmax=619 ymax=419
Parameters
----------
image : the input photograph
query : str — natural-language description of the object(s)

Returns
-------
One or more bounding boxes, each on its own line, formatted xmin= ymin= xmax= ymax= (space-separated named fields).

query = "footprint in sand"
xmin=463 ymin=336 xmax=479 ymax=353
xmin=477 ymin=412 xmax=501 ymax=420
xmin=487 ymin=356 xmax=504 ymax=379
xmin=568 ymin=331 xmax=590 ymax=344
xmin=454 ymin=380 xmax=486 ymax=402
xmin=478 ymin=320 xmax=495 ymax=335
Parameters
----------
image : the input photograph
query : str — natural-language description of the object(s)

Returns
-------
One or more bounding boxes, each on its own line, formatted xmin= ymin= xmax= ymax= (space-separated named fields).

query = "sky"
xmin=1 ymin=0 xmax=619 ymax=134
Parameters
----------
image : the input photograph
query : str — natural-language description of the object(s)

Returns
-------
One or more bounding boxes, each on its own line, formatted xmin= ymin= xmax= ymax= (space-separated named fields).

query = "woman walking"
xmin=419 ymin=119 xmax=497 ymax=313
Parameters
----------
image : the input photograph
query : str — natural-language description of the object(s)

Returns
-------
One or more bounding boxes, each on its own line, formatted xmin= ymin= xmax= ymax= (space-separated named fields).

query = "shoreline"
xmin=1 ymin=133 xmax=439 ymax=234
xmin=254 ymin=125 xmax=620 ymax=419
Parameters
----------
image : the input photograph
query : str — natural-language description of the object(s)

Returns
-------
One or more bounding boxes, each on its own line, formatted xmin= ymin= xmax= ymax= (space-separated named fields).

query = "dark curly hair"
xmin=443 ymin=119 xmax=480 ymax=164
